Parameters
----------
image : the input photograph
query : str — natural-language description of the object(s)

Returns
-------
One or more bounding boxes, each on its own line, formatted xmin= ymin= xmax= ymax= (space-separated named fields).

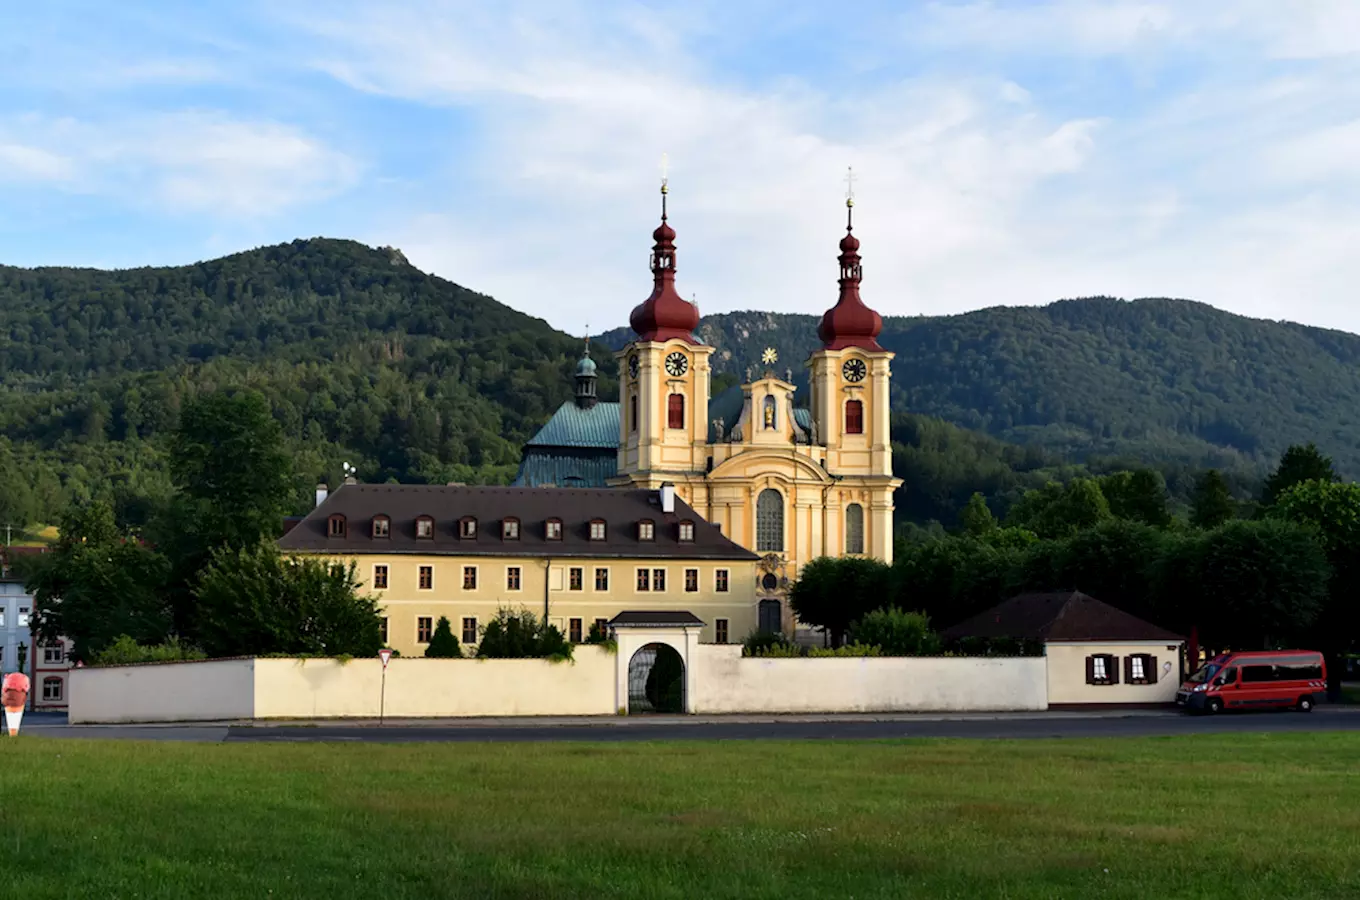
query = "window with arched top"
xmin=460 ymin=517 xmax=478 ymax=539
xmin=756 ymin=488 xmax=784 ymax=552
xmin=845 ymin=503 xmax=864 ymax=554
xmin=327 ymin=514 xmax=347 ymax=538
xmin=502 ymin=518 xmax=520 ymax=540
xmin=762 ymin=395 xmax=777 ymax=429
xmin=371 ymin=515 xmax=390 ymax=539
xmin=844 ymin=399 xmax=864 ymax=434
xmin=415 ymin=516 xmax=434 ymax=539
xmin=667 ymin=393 xmax=684 ymax=429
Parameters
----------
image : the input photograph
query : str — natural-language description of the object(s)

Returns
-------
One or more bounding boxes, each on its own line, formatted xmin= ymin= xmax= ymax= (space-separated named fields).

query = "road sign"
xmin=379 ymin=648 xmax=392 ymax=669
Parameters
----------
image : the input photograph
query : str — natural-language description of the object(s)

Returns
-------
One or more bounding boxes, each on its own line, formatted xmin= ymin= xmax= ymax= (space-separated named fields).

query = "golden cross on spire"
xmin=660 ymin=152 xmax=670 ymax=193
xmin=844 ymin=166 xmax=856 ymax=207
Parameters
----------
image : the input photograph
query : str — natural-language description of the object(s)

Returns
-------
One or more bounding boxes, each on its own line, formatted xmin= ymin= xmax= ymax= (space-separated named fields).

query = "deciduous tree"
xmin=1189 ymin=469 xmax=1236 ymax=529
xmin=789 ymin=556 xmax=892 ymax=647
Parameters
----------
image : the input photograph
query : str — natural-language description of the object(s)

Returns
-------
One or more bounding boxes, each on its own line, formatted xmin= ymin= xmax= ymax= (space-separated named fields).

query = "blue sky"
xmin=3 ymin=1 xmax=1360 ymax=335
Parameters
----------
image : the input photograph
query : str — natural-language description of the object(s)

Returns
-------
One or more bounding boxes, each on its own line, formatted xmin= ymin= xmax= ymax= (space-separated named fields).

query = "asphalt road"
xmin=16 ymin=708 xmax=1360 ymax=743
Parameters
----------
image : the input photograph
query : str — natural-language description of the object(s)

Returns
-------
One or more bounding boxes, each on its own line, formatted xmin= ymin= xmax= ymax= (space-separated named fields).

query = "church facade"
xmin=515 ymin=182 xmax=901 ymax=635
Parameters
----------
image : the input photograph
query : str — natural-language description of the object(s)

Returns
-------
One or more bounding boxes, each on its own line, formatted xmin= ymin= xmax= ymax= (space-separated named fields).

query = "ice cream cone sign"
xmin=3 ymin=672 xmax=30 ymax=736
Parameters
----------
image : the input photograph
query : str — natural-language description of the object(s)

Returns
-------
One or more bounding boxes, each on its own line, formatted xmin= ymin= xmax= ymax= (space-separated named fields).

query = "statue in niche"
xmin=763 ymin=395 xmax=777 ymax=429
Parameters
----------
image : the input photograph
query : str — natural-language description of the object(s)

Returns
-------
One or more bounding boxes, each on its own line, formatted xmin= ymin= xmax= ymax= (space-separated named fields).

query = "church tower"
xmin=614 ymin=173 xmax=713 ymax=486
xmin=807 ymin=173 xmax=901 ymax=561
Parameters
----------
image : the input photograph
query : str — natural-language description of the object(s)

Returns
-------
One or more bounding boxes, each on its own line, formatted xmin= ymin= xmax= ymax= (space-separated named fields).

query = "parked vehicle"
xmin=1176 ymin=650 xmax=1326 ymax=714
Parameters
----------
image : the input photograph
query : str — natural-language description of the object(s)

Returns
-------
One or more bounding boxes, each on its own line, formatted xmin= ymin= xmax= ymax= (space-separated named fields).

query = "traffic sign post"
xmin=378 ymin=649 xmax=392 ymax=726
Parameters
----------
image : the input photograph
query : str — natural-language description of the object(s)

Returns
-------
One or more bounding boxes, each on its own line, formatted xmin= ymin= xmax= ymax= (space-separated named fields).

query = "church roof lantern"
xmin=817 ymin=167 xmax=885 ymax=352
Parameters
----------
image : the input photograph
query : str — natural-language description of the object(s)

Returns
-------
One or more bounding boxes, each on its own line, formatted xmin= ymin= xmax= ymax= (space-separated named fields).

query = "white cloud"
xmin=0 ymin=112 xmax=359 ymax=216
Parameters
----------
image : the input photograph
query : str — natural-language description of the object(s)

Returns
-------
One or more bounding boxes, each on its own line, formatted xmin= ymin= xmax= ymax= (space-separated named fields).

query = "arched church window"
xmin=845 ymin=503 xmax=864 ymax=554
xmin=756 ymin=488 xmax=784 ymax=552
xmin=629 ymin=394 xmax=638 ymax=433
xmin=844 ymin=399 xmax=864 ymax=435
xmin=667 ymin=393 xmax=684 ymax=429
xmin=763 ymin=395 xmax=777 ymax=429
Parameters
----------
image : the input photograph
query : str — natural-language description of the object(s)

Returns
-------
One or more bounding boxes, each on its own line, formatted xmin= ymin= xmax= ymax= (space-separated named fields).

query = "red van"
xmin=1176 ymin=650 xmax=1326 ymax=714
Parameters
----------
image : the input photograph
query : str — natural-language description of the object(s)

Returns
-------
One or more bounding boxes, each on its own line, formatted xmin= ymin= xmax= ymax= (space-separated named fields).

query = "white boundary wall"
xmin=689 ymin=646 xmax=1047 ymax=713
xmin=70 ymin=646 xmax=1048 ymax=723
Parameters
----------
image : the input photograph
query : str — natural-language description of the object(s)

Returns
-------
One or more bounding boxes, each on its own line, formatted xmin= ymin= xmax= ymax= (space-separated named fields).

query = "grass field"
xmin=1 ymin=734 xmax=1357 ymax=899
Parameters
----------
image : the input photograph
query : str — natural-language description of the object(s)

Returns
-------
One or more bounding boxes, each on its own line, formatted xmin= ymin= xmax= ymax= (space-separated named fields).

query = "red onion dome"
xmin=818 ymin=225 xmax=884 ymax=352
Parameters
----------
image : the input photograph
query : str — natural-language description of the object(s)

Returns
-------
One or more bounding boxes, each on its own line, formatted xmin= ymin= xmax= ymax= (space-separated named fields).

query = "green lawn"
xmin=1 ymin=734 xmax=1357 ymax=899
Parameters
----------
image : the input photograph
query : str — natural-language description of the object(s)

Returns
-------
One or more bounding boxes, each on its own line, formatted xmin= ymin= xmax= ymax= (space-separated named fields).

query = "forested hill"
xmin=602 ymin=300 xmax=1360 ymax=476
xmin=0 ymin=236 xmax=1352 ymax=530
xmin=0 ymin=239 xmax=619 ymax=525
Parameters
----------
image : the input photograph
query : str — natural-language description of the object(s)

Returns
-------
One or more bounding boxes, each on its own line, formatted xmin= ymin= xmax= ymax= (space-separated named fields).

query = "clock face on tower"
xmin=842 ymin=358 xmax=867 ymax=383
xmin=627 ymin=353 xmax=640 ymax=379
xmin=664 ymin=351 xmax=689 ymax=377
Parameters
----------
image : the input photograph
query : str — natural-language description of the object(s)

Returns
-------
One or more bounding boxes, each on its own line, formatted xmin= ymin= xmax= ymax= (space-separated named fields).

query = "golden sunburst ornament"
xmin=761 ymin=347 xmax=778 ymax=365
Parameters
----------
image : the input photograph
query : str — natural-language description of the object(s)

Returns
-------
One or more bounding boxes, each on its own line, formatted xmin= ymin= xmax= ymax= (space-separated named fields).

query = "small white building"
xmin=942 ymin=591 xmax=1185 ymax=708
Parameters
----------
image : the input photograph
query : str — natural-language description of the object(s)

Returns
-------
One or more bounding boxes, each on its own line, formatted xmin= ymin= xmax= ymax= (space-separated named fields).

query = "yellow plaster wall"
xmin=318 ymin=552 xmax=758 ymax=655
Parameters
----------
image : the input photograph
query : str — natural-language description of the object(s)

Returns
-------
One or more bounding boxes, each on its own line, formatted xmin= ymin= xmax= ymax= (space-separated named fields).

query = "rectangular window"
xmin=667 ymin=393 xmax=685 ymax=429
xmin=595 ymin=567 xmax=609 ymax=591
xmin=715 ymin=569 xmax=729 ymax=593
xmin=506 ymin=566 xmax=522 ymax=591
xmin=845 ymin=399 xmax=864 ymax=435
xmin=328 ymin=516 xmax=346 ymax=537
xmin=1125 ymin=654 xmax=1158 ymax=685
xmin=379 ymin=617 xmax=388 ymax=644
xmin=652 ymin=568 xmax=666 ymax=592
xmin=716 ymin=619 xmax=729 ymax=644
xmin=569 ymin=618 xmax=583 ymax=643
xmin=636 ymin=568 xmax=650 ymax=591
xmin=1086 ymin=654 xmax=1119 ymax=685
xmin=463 ymin=566 xmax=477 ymax=590
xmin=685 ymin=568 xmax=699 ymax=592
xmin=590 ymin=521 xmax=606 ymax=541
xmin=417 ymin=617 xmax=433 ymax=643
xmin=593 ymin=617 xmax=609 ymax=638
xmin=462 ymin=617 xmax=478 ymax=644
xmin=373 ymin=565 xmax=389 ymax=590
xmin=546 ymin=520 xmax=562 ymax=540
xmin=372 ymin=517 xmax=390 ymax=538
xmin=419 ymin=565 xmax=433 ymax=590
xmin=416 ymin=518 xmax=433 ymax=539
xmin=44 ymin=645 xmax=64 ymax=665
xmin=639 ymin=521 xmax=655 ymax=541
xmin=43 ymin=678 xmax=62 ymax=702
xmin=503 ymin=519 xmax=519 ymax=539
xmin=569 ymin=567 xmax=584 ymax=591
xmin=0 ymin=611 xmax=6 ymax=627
xmin=18 ymin=607 xmax=29 ymax=627
xmin=679 ymin=522 xmax=694 ymax=542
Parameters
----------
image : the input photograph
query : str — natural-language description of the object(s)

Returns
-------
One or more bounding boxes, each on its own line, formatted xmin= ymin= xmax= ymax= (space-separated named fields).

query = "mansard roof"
xmin=279 ymin=483 xmax=758 ymax=561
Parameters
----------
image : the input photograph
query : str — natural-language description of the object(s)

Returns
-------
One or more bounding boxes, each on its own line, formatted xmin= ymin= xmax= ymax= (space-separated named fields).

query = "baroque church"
xmin=514 ymin=179 xmax=901 ymax=634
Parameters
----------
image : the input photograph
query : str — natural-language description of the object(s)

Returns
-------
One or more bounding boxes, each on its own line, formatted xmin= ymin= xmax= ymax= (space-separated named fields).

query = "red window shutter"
xmin=1147 ymin=655 xmax=1158 ymax=684
xmin=1124 ymin=656 xmax=1133 ymax=684
xmin=845 ymin=400 xmax=864 ymax=434
xmin=1107 ymin=655 xmax=1120 ymax=685
xmin=668 ymin=393 xmax=684 ymax=429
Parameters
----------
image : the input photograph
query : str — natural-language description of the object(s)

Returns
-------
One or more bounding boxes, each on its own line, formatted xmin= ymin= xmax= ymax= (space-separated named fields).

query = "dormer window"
xmin=502 ymin=518 xmax=520 ymax=540
xmin=415 ymin=516 xmax=434 ymax=539
xmin=638 ymin=520 xmax=655 ymax=541
xmin=371 ymin=515 xmax=390 ymax=539
xmin=460 ymin=517 xmax=478 ymax=539
xmin=589 ymin=519 xmax=607 ymax=541
xmin=327 ymin=514 xmax=347 ymax=538
xmin=678 ymin=521 xmax=695 ymax=542
xmin=546 ymin=518 xmax=563 ymax=540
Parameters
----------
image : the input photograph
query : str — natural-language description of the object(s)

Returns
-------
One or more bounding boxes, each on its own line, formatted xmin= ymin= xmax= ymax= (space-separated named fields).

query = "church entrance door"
xmin=758 ymin=599 xmax=782 ymax=634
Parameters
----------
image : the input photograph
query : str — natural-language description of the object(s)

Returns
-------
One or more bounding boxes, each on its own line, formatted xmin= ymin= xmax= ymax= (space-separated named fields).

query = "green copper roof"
xmin=525 ymin=401 xmax=620 ymax=449
xmin=512 ymin=448 xmax=618 ymax=488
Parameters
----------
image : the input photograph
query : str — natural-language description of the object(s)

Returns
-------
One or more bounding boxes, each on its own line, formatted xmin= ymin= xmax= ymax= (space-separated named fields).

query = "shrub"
xmin=849 ymin=609 xmax=942 ymax=656
xmin=807 ymin=643 xmax=881 ymax=657
xmin=476 ymin=608 xmax=574 ymax=660
xmin=741 ymin=629 xmax=794 ymax=657
xmin=90 ymin=635 xmax=207 ymax=666
xmin=424 ymin=616 xmax=462 ymax=658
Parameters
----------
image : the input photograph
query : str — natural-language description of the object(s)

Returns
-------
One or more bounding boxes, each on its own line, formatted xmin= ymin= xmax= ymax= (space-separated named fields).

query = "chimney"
xmin=343 ymin=475 xmax=357 ymax=486
xmin=315 ymin=484 xmax=329 ymax=507
xmin=659 ymin=483 xmax=675 ymax=514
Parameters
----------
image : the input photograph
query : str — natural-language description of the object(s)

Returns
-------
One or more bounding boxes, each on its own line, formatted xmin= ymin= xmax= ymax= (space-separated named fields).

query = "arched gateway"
xmin=608 ymin=611 xmax=706 ymax=715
